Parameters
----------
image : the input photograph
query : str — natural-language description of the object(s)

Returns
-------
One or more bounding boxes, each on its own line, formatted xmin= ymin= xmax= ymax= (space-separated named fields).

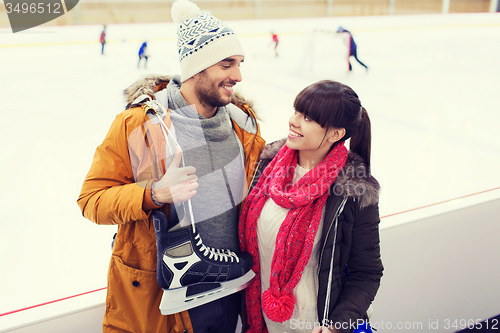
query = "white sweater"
xmin=257 ymin=165 xmax=324 ymax=333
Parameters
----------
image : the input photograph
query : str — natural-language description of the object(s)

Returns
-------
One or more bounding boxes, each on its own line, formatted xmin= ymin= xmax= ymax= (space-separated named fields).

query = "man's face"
xmin=193 ymin=55 xmax=244 ymax=109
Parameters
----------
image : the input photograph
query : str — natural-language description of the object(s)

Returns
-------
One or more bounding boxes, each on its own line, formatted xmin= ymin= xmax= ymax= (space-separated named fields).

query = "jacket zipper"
xmin=318 ymin=196 xmax=348 ymax=271
xmin=243 ymin=108 xmax=259 ymax=169
xmin=179 ymin=311 xmax=188 ymax=333
xmin=319 ymin=196 xmax=348 ymax=322
xmin=246 ymin=160 xmax=262 ymax=196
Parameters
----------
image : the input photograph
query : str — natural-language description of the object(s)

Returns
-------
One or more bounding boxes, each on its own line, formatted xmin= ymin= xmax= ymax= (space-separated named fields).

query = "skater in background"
xmin=77 ymin=0 xmax=264 ymax=332
xmin=337 ymin=26 xmax=368 ymax=71
xmin=100 ymin=25 xmax=106 ymax=55
xmin=271 ymin=31 xmax=279 ymax=57
xmin=138 ymin=41 xmax=149 ymax=68
xmin=240 ymin=80 xmax=383 ymax=333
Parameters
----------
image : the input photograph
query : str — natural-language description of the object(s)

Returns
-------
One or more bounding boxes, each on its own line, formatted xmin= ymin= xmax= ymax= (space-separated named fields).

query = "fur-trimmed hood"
xmin=257 ymin=138 xmax=380 ymax=209
xmin=123 ymin=74 xmax=256 ymax=113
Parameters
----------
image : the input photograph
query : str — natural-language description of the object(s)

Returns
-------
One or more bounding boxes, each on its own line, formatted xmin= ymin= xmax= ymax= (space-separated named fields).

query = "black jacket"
xmin=251 ymin=139 xmax=383 ymax=333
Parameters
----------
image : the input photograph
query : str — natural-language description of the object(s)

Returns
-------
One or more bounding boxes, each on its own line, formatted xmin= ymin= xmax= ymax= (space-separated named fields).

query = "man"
xmin=337 ymin=26 xmax=368 ymax=71
xmin=77 ymin=0 xmax=265 ymax=332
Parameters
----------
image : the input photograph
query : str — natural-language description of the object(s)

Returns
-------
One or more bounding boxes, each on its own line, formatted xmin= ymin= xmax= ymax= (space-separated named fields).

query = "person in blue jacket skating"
xmin=337 ymin=26 xmax=368 ymax=71
xmin=138 ymin=41 xmax=149 ymax=68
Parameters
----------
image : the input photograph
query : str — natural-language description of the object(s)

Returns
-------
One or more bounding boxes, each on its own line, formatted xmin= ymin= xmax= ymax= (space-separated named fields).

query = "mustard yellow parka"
xmin=77 ymin=76 xmax=265 ymax=333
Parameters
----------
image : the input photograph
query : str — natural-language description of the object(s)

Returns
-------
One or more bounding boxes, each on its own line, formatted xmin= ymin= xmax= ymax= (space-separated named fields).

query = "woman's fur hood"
xmin=123 ymin=74 xmax=255 ymax=112
xmin=258 ymin=138 xmax=380 ymax=209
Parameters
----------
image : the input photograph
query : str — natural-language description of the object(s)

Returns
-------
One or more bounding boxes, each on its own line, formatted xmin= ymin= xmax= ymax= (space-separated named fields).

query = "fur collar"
xmin=259 ymin=138 xmax=380 ymax=208
xmin=123 ymin=74 xmax=255 ymax=113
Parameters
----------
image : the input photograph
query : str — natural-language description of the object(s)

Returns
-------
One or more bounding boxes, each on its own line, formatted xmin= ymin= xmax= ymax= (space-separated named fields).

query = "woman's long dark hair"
xmin=293 ymin=80 xmax=372 ymax=169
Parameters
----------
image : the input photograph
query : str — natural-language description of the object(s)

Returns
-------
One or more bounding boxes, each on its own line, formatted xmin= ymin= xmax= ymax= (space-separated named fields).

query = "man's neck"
xmin=179 ymin=84 xmax=217 ymax=119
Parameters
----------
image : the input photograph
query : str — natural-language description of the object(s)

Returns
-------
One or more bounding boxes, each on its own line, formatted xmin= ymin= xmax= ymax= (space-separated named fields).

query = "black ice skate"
xmin=152 ymin=209 xmax=255 ymax=315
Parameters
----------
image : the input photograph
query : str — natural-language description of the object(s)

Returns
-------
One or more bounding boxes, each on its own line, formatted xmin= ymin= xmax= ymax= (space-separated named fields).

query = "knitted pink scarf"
xmin=239 ymin=142 xmax=348 ymax=333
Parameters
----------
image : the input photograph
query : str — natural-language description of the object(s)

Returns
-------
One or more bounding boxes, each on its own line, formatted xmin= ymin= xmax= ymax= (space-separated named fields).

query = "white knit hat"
xmin=171 ymin=0 xmax=245 ymax=82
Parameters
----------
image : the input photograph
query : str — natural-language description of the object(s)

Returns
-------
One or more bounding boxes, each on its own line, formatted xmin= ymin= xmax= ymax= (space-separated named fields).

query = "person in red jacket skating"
xmin=271 ymin=32 xmax=279 ymax=57
xmin=99 ymin=25 xmax=106 ymax=55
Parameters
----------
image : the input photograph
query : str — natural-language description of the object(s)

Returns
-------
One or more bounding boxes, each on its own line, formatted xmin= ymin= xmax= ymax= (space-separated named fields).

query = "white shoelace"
xmin=194 ymin=234 xmax=240 ymax=263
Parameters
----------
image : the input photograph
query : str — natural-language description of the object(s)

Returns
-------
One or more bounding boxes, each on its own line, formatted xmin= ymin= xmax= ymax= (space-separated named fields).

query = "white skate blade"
xmin=159 ymin=270 xmax=255 ymax=315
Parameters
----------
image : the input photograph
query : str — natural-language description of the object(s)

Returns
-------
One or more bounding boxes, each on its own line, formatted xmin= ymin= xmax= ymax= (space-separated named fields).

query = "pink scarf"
xmin=239 ymin=142 xmax=348 ymax=333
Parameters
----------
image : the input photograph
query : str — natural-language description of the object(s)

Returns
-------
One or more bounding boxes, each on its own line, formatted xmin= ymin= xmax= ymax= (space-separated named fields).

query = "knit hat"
xmin=171 ymin=0 xmax=245 ymax=82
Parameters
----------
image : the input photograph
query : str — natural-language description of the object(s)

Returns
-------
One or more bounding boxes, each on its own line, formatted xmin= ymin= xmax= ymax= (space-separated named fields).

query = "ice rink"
xmin=1 ymin=12 xmax=500 ymax=317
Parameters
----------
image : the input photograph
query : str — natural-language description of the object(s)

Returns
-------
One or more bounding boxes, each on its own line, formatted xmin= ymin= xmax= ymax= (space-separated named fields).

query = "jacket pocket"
xmin=104 ymin=255 xmax=173 ymax=333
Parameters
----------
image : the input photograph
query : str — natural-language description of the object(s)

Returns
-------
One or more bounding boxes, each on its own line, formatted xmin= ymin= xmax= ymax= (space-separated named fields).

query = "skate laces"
xmin=193 ymin=234 xmax=240 ymax=263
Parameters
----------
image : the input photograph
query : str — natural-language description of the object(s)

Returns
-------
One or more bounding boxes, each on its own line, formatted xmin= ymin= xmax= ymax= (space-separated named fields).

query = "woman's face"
xmin=286 ymin=110 xmax=329 ymax=152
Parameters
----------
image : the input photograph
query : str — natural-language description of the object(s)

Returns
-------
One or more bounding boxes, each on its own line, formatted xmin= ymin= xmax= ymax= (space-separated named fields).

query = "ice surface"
xmin=0 ymin=13 xmax=499 ymax=314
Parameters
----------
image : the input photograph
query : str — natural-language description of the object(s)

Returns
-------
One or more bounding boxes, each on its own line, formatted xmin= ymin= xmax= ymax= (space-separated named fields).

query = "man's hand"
xmin=153 ymin=147 xmax=198 ymax=204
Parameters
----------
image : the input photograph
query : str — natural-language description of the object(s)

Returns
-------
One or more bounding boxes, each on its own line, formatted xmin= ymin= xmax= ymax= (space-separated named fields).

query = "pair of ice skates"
xmin=153 ymin=207 xmax=255 ymax=315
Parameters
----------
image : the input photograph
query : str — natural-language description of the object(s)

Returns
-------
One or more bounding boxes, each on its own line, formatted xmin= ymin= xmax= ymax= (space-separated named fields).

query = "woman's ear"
xmin=328 ymin=128 xmax=346 ymax=143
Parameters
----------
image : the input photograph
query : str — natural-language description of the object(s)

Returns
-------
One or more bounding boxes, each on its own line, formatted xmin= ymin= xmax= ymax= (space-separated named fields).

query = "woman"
xmin=239 ymin=80 xmax=383 ymax=333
